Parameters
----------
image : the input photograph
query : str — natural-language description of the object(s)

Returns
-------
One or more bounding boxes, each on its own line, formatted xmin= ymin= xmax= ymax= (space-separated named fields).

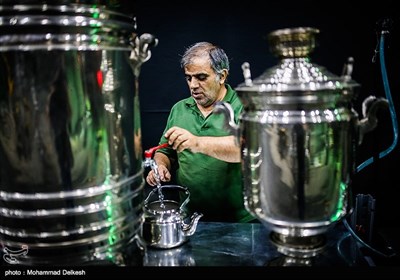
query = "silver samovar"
xmin=0 ymin=0 xmax=157 ymax=265
xmin=215 ymin=27 xmax=387 ymax=262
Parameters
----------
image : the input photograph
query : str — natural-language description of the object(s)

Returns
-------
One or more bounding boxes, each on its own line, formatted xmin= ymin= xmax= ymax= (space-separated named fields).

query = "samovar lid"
xmin=235 ymin=27 xmax=359 ymax=94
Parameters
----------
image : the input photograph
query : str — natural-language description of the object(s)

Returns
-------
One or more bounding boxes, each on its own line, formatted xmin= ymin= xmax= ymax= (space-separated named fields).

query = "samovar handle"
xmin=129 ymin=33 xmax=158 ymax=76
xmin=213 ymin=102 xmax=240 ymax=146
xmin=358 ymin=96 xmax=389 ymax=145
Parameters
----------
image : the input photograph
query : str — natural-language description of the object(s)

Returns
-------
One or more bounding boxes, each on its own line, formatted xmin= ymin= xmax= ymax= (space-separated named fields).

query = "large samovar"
xmin=215 ymin=27 xmax=387 ymax=261
xmin=0 ymin=0 xmax=157 ymax=265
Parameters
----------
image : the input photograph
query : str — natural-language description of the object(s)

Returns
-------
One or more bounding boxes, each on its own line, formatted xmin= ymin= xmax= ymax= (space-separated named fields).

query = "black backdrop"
xmin=119 ymin=0 xmax=400 ymax=230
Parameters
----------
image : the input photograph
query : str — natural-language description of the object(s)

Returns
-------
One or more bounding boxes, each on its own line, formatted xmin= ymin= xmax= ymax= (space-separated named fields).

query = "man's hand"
xmin=164 ymin=126 xmax=241 ymax=162
xmin=146 ymin=164 xmax=171 ymax=186
xmin=164 ymin=126 xmax=199 ymax=153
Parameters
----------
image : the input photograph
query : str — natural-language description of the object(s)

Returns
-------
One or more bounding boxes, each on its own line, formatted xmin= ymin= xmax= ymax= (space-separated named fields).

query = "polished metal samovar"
xmin=0 ymin=0 xmax=157 ymax=265
xmin=215 ymin=27 xmax=387 ymax=260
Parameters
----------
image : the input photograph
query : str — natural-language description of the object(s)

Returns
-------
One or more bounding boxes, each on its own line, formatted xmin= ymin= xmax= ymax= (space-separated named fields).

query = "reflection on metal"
xmin=144 ymin=246 xmax=196 ymax=266
xmin=142 ymin=185 xmax=203 ymax=249
xmin=0 ymin=2 xmax=156 ymax=265
xmin=215 ymin=27 xmax=388 ymax=263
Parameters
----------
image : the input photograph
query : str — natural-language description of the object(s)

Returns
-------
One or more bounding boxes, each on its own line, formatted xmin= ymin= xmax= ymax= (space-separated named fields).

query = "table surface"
xmin=143 ymin=221 xmax=366 ymax=267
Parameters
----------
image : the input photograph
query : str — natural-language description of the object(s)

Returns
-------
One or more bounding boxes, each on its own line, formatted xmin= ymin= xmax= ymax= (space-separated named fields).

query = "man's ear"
xmin=219 ymin=69 xmax=228 ymax=84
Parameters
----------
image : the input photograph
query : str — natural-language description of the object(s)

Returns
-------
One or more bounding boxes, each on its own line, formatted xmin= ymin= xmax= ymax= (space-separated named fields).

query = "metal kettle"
xmin=141 ymin=185 xmax=203 ymax=249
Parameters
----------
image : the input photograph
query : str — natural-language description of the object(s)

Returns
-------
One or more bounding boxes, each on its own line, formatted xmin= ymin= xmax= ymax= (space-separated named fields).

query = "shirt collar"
xmin=185 ymin=84 xmax=236 ymax=108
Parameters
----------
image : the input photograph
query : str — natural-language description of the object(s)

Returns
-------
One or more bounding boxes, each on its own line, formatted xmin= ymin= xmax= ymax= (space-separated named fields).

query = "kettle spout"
xmin=213 ymin=102 xmax=241 ymax=146
xmin=182 ymin=212 xmax=203 ymax=237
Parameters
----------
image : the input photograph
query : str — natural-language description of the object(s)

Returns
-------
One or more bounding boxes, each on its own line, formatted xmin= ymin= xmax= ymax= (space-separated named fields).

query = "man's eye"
xmin=185 ymin=75 xmax=191 ymax=81
xmin=196 ymin=74 xmax=207 ymax=81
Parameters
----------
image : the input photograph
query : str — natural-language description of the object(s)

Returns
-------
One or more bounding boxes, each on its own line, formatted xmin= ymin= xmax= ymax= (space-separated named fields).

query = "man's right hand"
xmin=145 ymin=164 xmax=171 ymax=186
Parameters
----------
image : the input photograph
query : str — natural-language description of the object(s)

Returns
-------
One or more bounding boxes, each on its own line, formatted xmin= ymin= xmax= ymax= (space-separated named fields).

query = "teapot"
xmin=141 ymin=185 xmax=203 ymax=249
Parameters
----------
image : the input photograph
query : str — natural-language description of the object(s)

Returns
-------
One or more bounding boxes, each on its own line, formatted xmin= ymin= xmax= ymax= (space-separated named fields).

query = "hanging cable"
xmin=345 ymin=19 xmax=398 ymax=261
xmin=343 ymin=219 xmax=396 ymax=258
xmin=357 ymin=20 xmax=398 ymax=172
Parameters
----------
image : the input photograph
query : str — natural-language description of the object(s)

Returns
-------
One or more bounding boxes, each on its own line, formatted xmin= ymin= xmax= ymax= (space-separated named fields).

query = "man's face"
xmin=184 ymin=56 xmax=223 ymax=108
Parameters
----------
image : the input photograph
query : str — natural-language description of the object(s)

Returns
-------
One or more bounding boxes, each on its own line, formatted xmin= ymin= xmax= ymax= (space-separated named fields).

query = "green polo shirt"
xmin=156 ymin=84 xmax=254 ymax=222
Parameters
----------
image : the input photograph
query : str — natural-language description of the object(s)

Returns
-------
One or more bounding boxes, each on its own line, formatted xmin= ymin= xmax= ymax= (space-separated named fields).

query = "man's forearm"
xmin=153 ymin=152 xmax=173 ymax=170
xmin=197 ymin=135 xmax=241 ymax=163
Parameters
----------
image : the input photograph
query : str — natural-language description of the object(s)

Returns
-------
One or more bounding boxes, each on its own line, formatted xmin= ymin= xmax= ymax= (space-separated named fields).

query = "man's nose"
xmin=189 ymin=78 xmax=199 ymax=88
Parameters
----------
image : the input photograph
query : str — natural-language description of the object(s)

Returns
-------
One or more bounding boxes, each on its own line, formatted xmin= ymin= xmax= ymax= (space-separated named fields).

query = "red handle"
xmin=144 ymin=143 xmax=169 ymax=159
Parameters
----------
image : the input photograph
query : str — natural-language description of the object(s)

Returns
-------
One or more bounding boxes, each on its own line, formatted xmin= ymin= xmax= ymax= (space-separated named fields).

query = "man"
xmin=146 ymin=42 xmax=254 ymax=222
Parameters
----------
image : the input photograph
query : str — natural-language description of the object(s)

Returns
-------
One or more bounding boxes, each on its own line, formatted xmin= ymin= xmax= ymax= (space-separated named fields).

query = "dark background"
xmin=120 ymin=0 xmax=400 ymax=246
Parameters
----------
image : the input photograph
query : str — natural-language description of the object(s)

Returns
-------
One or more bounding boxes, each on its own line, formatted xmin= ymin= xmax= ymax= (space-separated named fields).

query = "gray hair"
xmin=180 ymin=42 xmax=230 ymax=75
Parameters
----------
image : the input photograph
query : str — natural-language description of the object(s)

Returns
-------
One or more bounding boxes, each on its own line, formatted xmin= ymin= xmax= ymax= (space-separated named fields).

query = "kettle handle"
xmin=144 ymin=185 xmax=190 ymax=208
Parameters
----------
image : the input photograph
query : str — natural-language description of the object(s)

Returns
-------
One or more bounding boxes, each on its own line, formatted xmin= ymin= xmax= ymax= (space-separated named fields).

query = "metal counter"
xmin=143 ymin=221 xmax=366 ymax=267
